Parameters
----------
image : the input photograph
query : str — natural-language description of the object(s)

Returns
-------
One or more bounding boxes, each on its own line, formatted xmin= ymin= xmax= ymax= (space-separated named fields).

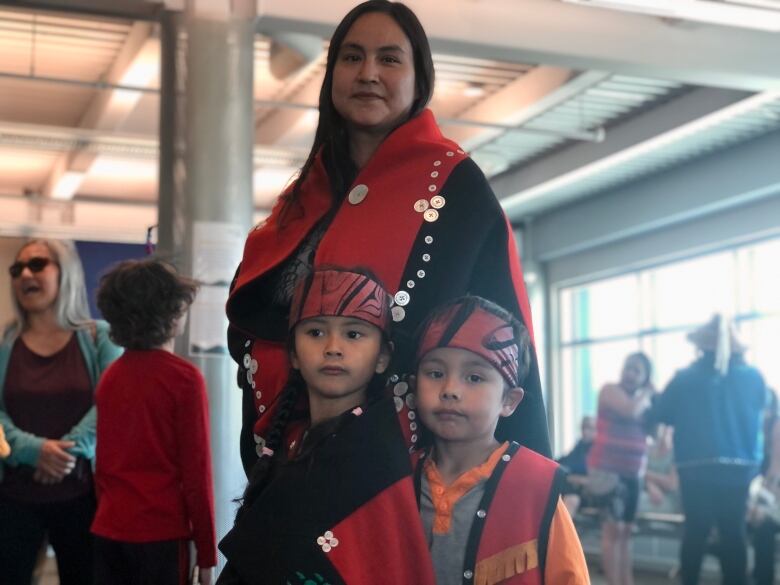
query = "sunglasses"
xmin=8 ymin=257 xmax=54 ymax=278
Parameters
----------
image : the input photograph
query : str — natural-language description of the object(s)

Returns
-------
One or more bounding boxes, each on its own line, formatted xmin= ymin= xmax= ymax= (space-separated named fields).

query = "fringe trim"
xmin=474 ymin=539 xmax=539 ymax=585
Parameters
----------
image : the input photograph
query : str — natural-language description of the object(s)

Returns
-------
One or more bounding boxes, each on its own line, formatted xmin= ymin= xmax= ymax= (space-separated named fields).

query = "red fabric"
xmin=290 ymin=268 xmax=391 ymax=332
xmin=228 ymin=109 xmax=466 ymax=308
xmin=326 ymin=476 xmax=436 ymax=585
xmin=91 ymin=350 xmax=216 ymax=567
xmin=502 ymin=215 xmax=536 ymax=346
xmin=416 ymin=303 xmax=521 ymax=387
xmin=475 ymin=447 xmax=557 ymax=584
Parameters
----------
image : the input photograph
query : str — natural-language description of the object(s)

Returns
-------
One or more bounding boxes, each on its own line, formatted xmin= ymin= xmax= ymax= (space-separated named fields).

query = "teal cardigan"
xmin=0 ymin=321 xmax=122 ymax=479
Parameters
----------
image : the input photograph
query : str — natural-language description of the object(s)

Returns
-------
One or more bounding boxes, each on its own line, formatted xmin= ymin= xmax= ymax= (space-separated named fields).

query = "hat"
xmin=289 ymin=267 xmax=391 ymax=333
xmin=688 ymin=314 xmax=746 ymax=375
xmin=416 ymin=297 xmax=525 ymax=388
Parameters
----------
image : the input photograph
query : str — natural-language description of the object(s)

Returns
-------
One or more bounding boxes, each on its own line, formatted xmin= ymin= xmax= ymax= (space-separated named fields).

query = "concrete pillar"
xmin=158 ymin=0 xmax=256 ymax=573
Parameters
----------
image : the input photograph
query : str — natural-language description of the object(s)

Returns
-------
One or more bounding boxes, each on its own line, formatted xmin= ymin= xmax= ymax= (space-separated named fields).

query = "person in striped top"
xmin=587 ymin=352 xmax=653 ymax=585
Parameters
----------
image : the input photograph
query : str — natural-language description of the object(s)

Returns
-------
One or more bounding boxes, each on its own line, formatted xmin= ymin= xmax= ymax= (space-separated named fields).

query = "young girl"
xmin=92 ymin=259 xmax=215 ymax=585
xmin=413 ymin=296 xmax=589 ymax=584
xmin=218 ymin=266 xmax=435 ymax=585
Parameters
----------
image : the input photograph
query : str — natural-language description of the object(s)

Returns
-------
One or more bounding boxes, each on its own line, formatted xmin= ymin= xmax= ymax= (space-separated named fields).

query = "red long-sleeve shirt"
xmin=92 ymin=349 xmax=216 ymax=567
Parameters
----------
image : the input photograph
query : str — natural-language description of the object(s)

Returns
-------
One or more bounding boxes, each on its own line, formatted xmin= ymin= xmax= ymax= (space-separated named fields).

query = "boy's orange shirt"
xmin=424 ymin=442 xmax=590 ymax=584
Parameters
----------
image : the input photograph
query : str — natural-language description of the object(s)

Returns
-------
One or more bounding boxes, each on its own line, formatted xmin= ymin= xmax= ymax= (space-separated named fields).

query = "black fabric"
xmin=556 ymin=440 xmax=592 ymax=476
xmin=678 ymin=474 xmax=751 ymax=585
xmin=94 ymin=536 xmax=187 ymax=585
xmin=537 ymin=467 xmax=566 ymax=573
xmin=751 ymin=518 xmax=778 ymax=585
xmin=460 ymin=442 xmax=520 ymax=585
xmin=219 ymin=396 xmax=413 ymax=585
xmin=0 ymin=492 xmax=95 ymax=585
xmin=239 ymin=370 xmax=259 ymax=474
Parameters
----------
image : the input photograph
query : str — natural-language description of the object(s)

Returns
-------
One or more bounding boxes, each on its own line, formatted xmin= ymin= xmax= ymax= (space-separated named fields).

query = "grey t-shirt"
xmin=420 ymin=473 xmax=487 ymax=585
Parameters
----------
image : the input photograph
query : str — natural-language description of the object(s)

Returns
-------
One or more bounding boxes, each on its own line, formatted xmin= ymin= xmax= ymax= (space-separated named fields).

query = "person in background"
xmin=558 ymin=415 xmax=596 ymax=476
xmin=0 ymin=239 xmax=122 ymax=585
xmin=557 ymin=415 xmax=596 ymax=515
xmin=587 ymin=352 xmax=654 ymax=585
xmin=226 ymin=0 xmax=550 ymax=477
xmin=92 ymin=259 xmax=215 ymax=585
xmin=638 ymin=425 xmax=679 ymax=515
xmin=645 ymin=314 xmax=768 ymax=585
xmin=748 ymin=388 xmax=779 ymax=585
xmin=413 ymin=296 xmax=589 ymax=584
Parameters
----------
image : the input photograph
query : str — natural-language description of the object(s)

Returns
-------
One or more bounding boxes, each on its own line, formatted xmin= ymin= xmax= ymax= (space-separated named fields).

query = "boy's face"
xmin=416 ymin=347 xmax=523 ymax=445
xmin=291 ymin=315 xmax=390 ymax=405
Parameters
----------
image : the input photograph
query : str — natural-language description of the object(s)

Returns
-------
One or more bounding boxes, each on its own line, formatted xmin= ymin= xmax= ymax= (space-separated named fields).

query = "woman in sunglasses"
xmin=0 ymin=238 xmax=122 ymax=585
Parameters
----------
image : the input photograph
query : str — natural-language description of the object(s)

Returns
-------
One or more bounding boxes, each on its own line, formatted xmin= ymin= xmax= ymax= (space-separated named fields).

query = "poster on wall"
xmin=188 ymin=221 xmax=244 ymax=357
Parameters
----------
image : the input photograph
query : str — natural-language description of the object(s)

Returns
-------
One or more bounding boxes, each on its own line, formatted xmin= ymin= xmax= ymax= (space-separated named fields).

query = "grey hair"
xmin=8 ymin=239 xmax=92 ymax=337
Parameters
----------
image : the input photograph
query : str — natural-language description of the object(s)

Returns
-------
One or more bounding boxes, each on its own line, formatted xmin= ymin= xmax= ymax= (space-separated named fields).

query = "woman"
xmin=0 ymin=239 xmax=122 ymax=585
xmin=587 ymin=352 xmax=653 ymax=585
xmin=646 ymin=315 xmax=767 ymax=585
xmin=226 ymin=0 xmax=550 ymax=475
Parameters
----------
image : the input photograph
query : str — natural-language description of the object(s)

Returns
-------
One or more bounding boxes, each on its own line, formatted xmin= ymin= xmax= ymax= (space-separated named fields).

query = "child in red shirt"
xmin=92 ymin=260 xmax=215 ymax=585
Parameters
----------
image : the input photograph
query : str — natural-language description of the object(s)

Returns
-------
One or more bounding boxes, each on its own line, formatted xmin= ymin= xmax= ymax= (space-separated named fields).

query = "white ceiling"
xmin=0 ymin=0 xmax=779 ymax=241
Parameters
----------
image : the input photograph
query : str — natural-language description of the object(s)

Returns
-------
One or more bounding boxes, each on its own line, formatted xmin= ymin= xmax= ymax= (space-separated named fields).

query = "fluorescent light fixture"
xmin=562 ymin=0 xmax=780 ymax=32
xmin=464 ymin=84 xmax=486 ymax=98
xmin=51 ymin=171 xmax=85 ymax=200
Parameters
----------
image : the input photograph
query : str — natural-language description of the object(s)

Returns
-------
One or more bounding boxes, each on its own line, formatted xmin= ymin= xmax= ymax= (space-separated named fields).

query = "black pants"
xmin=94 ymin=536 xmax=189 ymax=585
xmin=0 ymin=492 xmax=95 ymax=585
xmin=752 ymin=519 xmax=778 ymax=585
xmin=679 ymin=478 xmax=750 ymax=585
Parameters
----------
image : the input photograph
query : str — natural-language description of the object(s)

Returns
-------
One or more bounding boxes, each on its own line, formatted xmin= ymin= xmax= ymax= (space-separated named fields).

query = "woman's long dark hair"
xmin=279 ymin=0 xmax=435 ymax=224
xmin=235 ymin=366 xmax=305 ymax=523
xmin=234 ymin=369 xmax=390 ymax=523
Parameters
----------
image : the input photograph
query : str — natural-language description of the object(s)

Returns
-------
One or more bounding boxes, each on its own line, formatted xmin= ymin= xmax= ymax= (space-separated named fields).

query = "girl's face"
xmin=291 ymin=315 xmax=390 ymax=410
xmin=11 ymin=242 xmax=60 ymax=315
xmin=620 ymin=356 xmax=648 ymax=392
xmin=416 ymin=347 xmax=523 ymax=446
xmin=331 ymin=12 xmax=417 ymax=139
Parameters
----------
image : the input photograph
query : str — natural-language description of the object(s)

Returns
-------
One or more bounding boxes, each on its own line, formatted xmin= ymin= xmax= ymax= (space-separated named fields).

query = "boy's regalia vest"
xmin=416 ymin=443 xmax=566 ymax=585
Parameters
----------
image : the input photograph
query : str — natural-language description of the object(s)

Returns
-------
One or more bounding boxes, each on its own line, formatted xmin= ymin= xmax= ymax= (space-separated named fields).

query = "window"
xmin=556 ymin=237 xmax=780 ymax=454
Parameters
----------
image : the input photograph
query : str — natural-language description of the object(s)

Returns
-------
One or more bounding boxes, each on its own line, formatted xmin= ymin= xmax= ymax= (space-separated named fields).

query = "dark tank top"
xmin=1 ymin=333 xmax=93 ymax=502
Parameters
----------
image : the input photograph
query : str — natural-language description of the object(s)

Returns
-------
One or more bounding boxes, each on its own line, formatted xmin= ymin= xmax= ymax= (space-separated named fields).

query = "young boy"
xmin=92 ymin=259 xmax=215 ymax=585
xmin=414 ymin=296 xmax=589 ymax=585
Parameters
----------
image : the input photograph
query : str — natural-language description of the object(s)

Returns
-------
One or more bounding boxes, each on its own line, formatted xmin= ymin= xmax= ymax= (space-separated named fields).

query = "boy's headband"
xmin=416 ymin=301 xmax=521 ymax=388
xmin=289 ymin=268 xmax=391 ymax=333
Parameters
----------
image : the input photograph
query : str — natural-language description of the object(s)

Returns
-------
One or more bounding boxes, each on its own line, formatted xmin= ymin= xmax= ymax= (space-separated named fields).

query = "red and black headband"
xmin=416 ymin=298 xmax=522 ymax=388
xmin=289 ymin=268 xmax=391 ymax=333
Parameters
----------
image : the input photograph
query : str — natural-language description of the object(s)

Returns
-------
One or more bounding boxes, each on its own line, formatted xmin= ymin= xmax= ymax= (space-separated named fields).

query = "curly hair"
xmin=97 ymin=259 xmax=198 ymax=350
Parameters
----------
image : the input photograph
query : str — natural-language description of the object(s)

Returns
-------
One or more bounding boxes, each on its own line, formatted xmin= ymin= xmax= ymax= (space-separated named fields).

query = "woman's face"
xmin=331 ymin=12 xmax=417 ymax=138
xmin=620 ymin=356 xmax=648 ymax=392
xmin=11 ymin=242 xmax=60 ymax=315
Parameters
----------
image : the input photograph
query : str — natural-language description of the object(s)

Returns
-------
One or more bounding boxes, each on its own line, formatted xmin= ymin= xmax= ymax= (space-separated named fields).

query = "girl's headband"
xmin=289 ymin=268 xmax=391 ymax=333
xmin=416 ymin=300 xmax=522 ymax=388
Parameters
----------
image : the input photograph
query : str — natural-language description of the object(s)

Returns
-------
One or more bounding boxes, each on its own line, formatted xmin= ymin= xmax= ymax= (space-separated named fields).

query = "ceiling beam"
xmin=0 ymin=0 xmax=161 ymax=21
xmin=443 ymin=68 xmax=611 ymax=152
xmin=491 ymin=86 xmax=753 ymax=219
xmin=253 ymin=0 xmax=780 ymax=92
xmin=41 ymin=21 xmax=156 ymax=199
